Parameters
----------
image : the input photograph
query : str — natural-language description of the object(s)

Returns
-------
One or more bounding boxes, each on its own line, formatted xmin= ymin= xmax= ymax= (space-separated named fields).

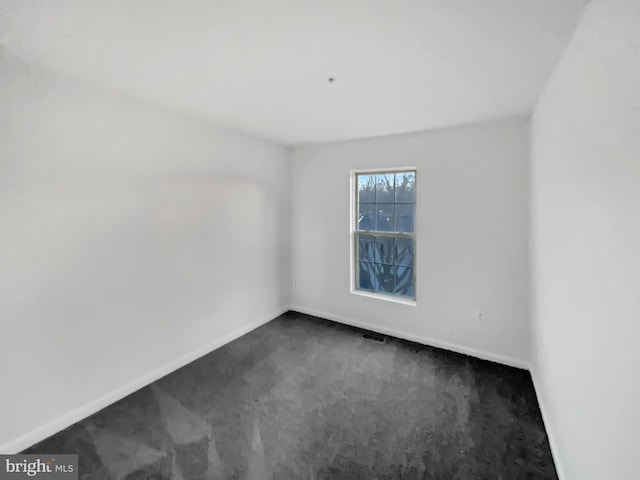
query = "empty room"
xmin=1 ymin=0 xmax=638 ymax=479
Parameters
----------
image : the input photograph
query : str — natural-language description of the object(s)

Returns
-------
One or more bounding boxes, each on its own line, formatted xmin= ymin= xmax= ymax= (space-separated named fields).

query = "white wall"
xmin=531 ymin=1 xmax=640 ymax=479
xmin=532 ymin=0 xmax=640 ymax=480
xmin=291 ymin=118 xmax=531 ymax=367
xmin=0 ymin=53 xmax=291 ymax=452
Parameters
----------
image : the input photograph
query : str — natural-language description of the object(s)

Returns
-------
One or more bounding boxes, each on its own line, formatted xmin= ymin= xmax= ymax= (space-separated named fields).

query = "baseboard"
xmin=0 ymin=306 xmax=288 ymax=454
xmin=289 ymin=305 xmax=530 ymax=370
xmin=530 ymin=369 xmax=566 ymax=480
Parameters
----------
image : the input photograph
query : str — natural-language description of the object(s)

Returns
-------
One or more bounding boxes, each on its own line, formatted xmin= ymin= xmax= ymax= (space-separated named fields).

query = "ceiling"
xmin=1 ymin=0 xmax=588 ymax=145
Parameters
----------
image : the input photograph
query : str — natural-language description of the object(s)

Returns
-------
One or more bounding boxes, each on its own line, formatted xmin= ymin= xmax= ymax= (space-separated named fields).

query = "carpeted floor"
xmin=25 ymin=311 xmax=557 ymax=479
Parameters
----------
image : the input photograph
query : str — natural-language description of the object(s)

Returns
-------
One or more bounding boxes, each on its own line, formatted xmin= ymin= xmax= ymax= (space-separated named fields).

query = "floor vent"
xmin=363 ymin=333 xmax=386 ymax=343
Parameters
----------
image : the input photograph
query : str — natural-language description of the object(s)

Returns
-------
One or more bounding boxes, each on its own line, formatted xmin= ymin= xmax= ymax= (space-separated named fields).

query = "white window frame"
xmin=350 ymin=167 xmax=417 ymax=306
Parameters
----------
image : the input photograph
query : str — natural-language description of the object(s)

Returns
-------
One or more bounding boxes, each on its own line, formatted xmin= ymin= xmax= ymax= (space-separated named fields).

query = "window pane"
xmin=357 ymin=235 xmax=375 ymax=263
xmin=395 ymin=172 xmax=415 ymax=203
xmin=394 ymin=266 xmax=414 ymax=297
xmin=357 ymin=204 xmax=376 ymax=231
xmin=358 ymin=262 xmax=395 ymax=293
xmin=375 ymin=263 xmax=395 ymax=293
xmin=375 ymin=204 xmax=394 ymax=232
xmin=357 ymin=175 xmax=376 ymax=203
xmin=375 ymin=174 xmax=395 ymax=203
xmin=394 ymin=238 xmax=414 ymax=267
xmin=358 ymin=261 xmax=378 ymax=291
xmin=374 ymin=236 xmax=394 ymax=264
xmin=395 ymin=204 xmax=415 ymax=233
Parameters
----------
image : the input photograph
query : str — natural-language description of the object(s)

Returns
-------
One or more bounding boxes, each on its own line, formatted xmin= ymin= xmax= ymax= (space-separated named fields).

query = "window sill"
xmin=351 ymin=289 xmax=417 ymax=307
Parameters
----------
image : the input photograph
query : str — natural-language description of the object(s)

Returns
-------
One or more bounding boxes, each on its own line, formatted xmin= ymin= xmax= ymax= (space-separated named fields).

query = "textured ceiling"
xmin=0 ymin=0 xmax=588 ymax=145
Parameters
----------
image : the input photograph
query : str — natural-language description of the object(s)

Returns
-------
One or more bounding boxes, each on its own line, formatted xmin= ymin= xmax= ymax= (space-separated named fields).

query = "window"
xmin=353 ymin=169 xmax=416 ymax=301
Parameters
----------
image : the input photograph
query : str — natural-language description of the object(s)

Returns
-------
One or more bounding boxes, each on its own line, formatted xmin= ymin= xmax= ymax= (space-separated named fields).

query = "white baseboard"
xmin=530 ymin=369 xmax=566 ymax=480
xmin=0 ymin=307 xmax=288 ymax=454
xmin=289 ymin=304 xmax=530 ymax=370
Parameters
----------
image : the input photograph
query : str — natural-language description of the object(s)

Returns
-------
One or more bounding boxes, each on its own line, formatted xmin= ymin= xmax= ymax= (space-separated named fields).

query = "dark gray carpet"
xmin=25 ymin=311 xmax=557 ymax=479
